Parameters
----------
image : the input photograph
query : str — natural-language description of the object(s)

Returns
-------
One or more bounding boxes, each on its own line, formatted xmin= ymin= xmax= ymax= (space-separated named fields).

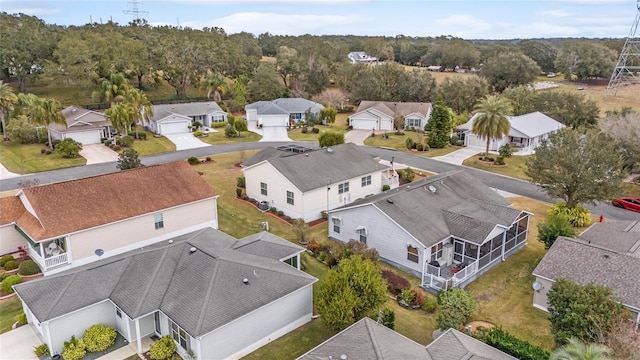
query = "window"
xmin=290 ymin=113 xmax=303 ymax=121
xmin=430 ymin=243 xmax=443 ymax=262
xmin=154 ymin=213 xmax=164 ymax=230
xmin=332 ymin=217 xmax=341 ymax=233
xmin=406 ymin=118 xmax=421 ymax=128
xmin=212 ymin=115 xmax=225 ymax=123
xmin=116 ymin=308 xmax=122 ymax=319
xmin=361 ymin=175 xmax=371 ymax=187
xmin=357 ymin=227 xmax=367 ymax=243
xmin=407 ymin=245 xmax=419 ymax=263
xmin=260 ymin=182 xmax=268 ymax=196
xmin=286 ymin=191 xmax=294 ymax=205
xmin=170 ymin=320 xmax=189 ymax=351
xmin=338 ymin=182 xmax=349 ymax=194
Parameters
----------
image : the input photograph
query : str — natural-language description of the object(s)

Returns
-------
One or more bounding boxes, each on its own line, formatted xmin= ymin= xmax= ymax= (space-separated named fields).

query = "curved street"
xmin=0 ymin=141 xmax=636 ymax=221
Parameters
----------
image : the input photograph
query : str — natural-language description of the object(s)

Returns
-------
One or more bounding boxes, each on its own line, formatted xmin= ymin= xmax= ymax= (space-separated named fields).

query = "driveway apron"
xmin=0 ymin=324 xmax=41 ymax=360
xmin=80 ymin=144 xmax=119 ymax=165
xmin=163 ymin=132 xmax=212 ymax=151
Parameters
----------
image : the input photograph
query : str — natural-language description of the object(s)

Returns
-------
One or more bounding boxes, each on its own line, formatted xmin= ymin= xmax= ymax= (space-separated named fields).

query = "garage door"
xmin=67 ymin=131 xmax=101 ymax=145
xmin=160 ymin=121 xmax=190 ymax=135
xmin=351 ymin=118 xmax=377 ymax=130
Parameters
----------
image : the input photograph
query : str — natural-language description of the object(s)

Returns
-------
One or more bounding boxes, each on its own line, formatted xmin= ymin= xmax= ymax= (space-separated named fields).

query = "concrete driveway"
xmin=258 ymin=126 xmax=291 ymax=142
xmin=80 ymin=144 xmax=119 ymax=165
xmin=431 ymin=147 xmax=480 ymax=165
xmin=345 ymin=129 xmax=374 ymax=145
xmin=0 ymin=324 xmax=40 ymax=360
xmin=164 ymin=132 xmax=211 ymax=151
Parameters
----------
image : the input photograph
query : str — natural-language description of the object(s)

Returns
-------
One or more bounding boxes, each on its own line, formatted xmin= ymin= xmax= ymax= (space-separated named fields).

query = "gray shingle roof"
xmin=456 ymin=111 xmax=564 ymax=138
xmin=337 ymin=171 xmax=521 ymax=247
xmin=247 ymin=143 xmax=389 ymax=193
xmin=533 ymin=236 xmax=640 ymax=310
xmin=297 ymin=317 xmax=428 ymax=360
xmin=245 ymin=98 xmax=324 ymax=114
xmin=425 ymin=328 xmax=518 ymax=360
xmin=14 ymin=228 xmax=316 ymax=338
xmin=151 ymin=101 xmax=226 ymax=122
xmin=577 ymin=221 xmax=640 ymax=258
xmin=234 ymin=231 xmax=305 ymax=261
xmin=355 ymin=101 xmax=432 ymax=118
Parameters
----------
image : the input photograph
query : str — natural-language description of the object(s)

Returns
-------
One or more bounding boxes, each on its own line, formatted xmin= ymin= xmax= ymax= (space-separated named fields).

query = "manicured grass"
xmin=465 ymin=197 xmax=555 ymax=351
xmin=462 ymin=153 xmax=532 ymax=181
xmin=288 ymin=126 xmax=344 ymax=141
xmin=364 ymin=131 xmax=423 ymax=149
xmin=131 ymin=131 xmax=176 ymax=156
xmin=0 ymin=140 xmax=86 ymax=174
xmin=0 ymin=297 xmax=23 ymax=334
xmin=419 ymin=145 xmax=463 ymax=158
xmin=198 ymin=130 xmax=262 ymax=145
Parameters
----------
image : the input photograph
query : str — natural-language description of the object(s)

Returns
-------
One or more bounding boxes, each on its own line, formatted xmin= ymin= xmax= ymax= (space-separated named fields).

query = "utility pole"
xmin=606 ymin=0 xmax=640 ymax=96
xmin=123 ymin=0 xmax=149 ymax=23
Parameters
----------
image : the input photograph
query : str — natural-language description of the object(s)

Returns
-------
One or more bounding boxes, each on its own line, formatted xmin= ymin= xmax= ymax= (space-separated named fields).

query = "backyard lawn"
xmin=0 ymin=298 xmax=23 ymax=334
xmin=0 ymin=140 xmax=86 ymax=174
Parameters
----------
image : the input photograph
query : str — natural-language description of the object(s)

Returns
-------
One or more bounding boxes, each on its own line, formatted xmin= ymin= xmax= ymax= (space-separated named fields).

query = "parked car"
xmin=612 ymin=197 xmax=640 ymax=212
xmin=547 ymin=72 xmax=556 ymax=78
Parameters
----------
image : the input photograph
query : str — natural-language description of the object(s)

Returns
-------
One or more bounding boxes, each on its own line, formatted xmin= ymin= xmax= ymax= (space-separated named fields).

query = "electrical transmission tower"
xmin=606 ymin=0 xmax=640 ymax=96
xmin=123 ymin=0 xmax=149 ymax=23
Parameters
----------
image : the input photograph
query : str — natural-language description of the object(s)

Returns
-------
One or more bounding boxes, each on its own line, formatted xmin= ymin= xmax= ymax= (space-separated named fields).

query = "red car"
xmin=612 ymin=197 xmax=640 ymax=212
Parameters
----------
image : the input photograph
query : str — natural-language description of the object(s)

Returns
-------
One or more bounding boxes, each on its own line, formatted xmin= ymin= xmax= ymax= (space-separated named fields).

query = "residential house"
xmin=149 ymin=101 xmax=228 ymax=135
xmin=328 ymin=170 xmax=530 ymax=291
xmin=14 ymin=227 xmax=316 ymax=359
xmin=349 ymin=101 xmax=432 ymax=131
xmin=532 ymin=221 xmax=640 ymax=328
xmin=242 ymin=143 xmax=396 ymax=222
xmin=48 ymin=106 xmax=114 ymax=145
xmin=245 ymin=98 xmax=324 ymax=128
xmin=0 ymin=161 xmax=218 ymax=274
xmin=456 ymin=111 xmax=565 ymax=155
xmin=347 ymin=51 xmax=379 ymax=64
xmin=297 ymin=317 xmax=517 ymax=360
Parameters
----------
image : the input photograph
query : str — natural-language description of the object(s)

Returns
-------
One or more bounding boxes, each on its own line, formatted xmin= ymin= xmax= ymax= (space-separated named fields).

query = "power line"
xmin=606 ymin=0 xmax=640 ymax=96
xmin=123 ymin=0 xmax=149 ymax=22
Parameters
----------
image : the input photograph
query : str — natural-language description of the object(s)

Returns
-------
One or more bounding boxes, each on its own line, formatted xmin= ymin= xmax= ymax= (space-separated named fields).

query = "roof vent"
xmin=189 ymin=247 xmax=197 ymax=253
xmin=305 ymin=153 xmax=309 ymax=157
xmin=168 ymin=240 xmax=174 ymax=244
xmin=71 ymin=108 xmax=77 ymax=112
xmin=387 ymin=198 xmax=394 ymax=204
xmin=406 ymin=185 xmax=410 ymax=190
xmin=340 ymin=355 xmax=348 ymax=360
xmin=427 ymin=185 xmax=437 ymax=193
xmin=243 ymin=278 xmax=249 ymax=285
xmin=327 ymin=147 xmax=333 ymax=153
xmin=603 ymin=254 xmax=610 ymax=259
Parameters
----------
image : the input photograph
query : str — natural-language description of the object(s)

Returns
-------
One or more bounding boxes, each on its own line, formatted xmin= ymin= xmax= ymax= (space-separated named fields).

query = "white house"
xmin=349 ymin=101 xmax=432 ymax=131
xmin=14 ymin=227 xmax=316 ymax=359
xmin=298 ymin=317 xmax=517 ymax=360
xmin=48 ymin=106 xmax=114 ymax=145
xmin=244 ymin=98 xmax=324 ymax=129
xmin=347 ymin=51 xmax=378 ymax=64
xmin=0 ymin=161 xmax=219 ymax=274
xmin=457 ymin=111 xmax=565 ymax=155
xmin=532 ymin=221 xmax=640 ymax=328
xmin=242 ymin=143 xmax=396 ymax=222
xmin=149 ymin=101 xmax=228 ymax=135
xmin=328 ymin=171 xmax=530 ymax=291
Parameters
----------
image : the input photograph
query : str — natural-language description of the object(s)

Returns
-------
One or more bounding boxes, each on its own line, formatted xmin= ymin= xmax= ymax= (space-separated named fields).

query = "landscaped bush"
xmin=3 ymin=260 xmax=17 ymax=271
xmin=83 ymin=324 xmax=117 ymax=352
xmin=381 ymin=269 xmax=411 ymax=295
xmin=499 ymin=143 xmax=514 ymax=158
xmin=549 ymin=202 xmax=592 ymax=227
xmin=134 ymin=132 xmax=147 ymax=140
xmin=405 ymin=137 xmax=415 ymax=150
xmin=211 ymin=122 xmax=227 ymax=128
xmin=116 ymin=135 xmax=134 ymax=147
xmin=301 ymin=127 xmax=308 ymax=133
xmin=149 ymin=335 xmax=177 ymax=360
xmin=193 ymin=131 xmax=203 ymax=137
xmin=450 ymin=134 xmax=460 ymax=145
xmin=16 ymin=312 xmax=27 ymax=325
xmin=370 ymin=308 xmax=395 ymax=330
xmin=0 ymin=271 xmax=8 ymax=282
xmin=33 ymin=343 xmax=50 ymax=357
xmin=397 ymin=167 xmax=416 ymax=182
xmin=236 ymin=176 xmax=245 ymax=188
xmin=494 ymin=155 xmax=505 ymax=165
xmin=187 ymin=157 xmax=200 ymax=165
xmin=1 ymin=274 xmax=23 ymax=294
xmin=18 ymin=260 xmax=40 ymax=276
xmin=382 ymin=184 xmax=391 ymax=191
xmin=0 ymin=255 xmax=15 ymax=267
xmin=235 ymin=188 xmax=242 ymax=197
xmin=474 ymin=327 xmax=549 ymax=360
xmin=436 ymin=288 xmax=476 ymax=330
xmin=62 ymin=336 xmax=86 ymax=360
xmin=312 ymin=127 xmax=320 ymax=134
xmin=422 ymin=297 xmax=437 ymax=313
xmin=398 ymin=288 xmax=426 ymax=307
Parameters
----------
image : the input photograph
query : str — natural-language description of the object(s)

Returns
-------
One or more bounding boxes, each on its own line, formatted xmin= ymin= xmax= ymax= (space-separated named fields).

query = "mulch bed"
xmin=475 ymin=159 xmax=507 ymax=168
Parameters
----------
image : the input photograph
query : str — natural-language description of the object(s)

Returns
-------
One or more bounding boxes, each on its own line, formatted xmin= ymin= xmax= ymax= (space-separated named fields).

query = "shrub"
xmin=84 ymin=324 xmax=117 ymax=352
xmin=16 ymin=312 xmax=27 ymax=325
xmin=416 ymin=143 xmax=425 ymax=151
xmin=192 ymin=121 xmax=202 ymax=128
xmin=134 ymin=132 xmax=147 ymax=140
xmin=301 ymin=127 xmax=308 ymax=134
xmin=312 ymin=127 xmax=320 ymax=134
xmin=549 ymin=202 xmax=591 ymax=227
xmin=538 ymin=212 xmax=577 ymax=249
xmin=436 ymin=288 xmax=476 ymax=330
xmin=370 ymin=308 xmax=395 ymax=330
xmin=422 ymin=297 xmax=437 ymax=313
xmin=277 ymin=210 xmax=284 ymax=216
xmin=475 ymin=327 xmax=549 ymax=360
xmin=0 ymin=271 xmax=7 ymax=282
xmin=116 ymin=135 xmax=134 ymax=147
xmin=320 ymin=210 xmax=328 ymax=219
xmin=187 ymin=157 xmax=200 ymax=165
xmin=450 ymin=134 xmax=460 ymax=145
xmin=3 ymin=260 xmax=17 ymax=271
xmin=381 ymin=270 xmax=411 ymax=295
xmin=193 ymin=131 xmax=203 ymax=137
xmin=62 ymin=336 xmax=86 ymax=360
xmin=382 ymin=184 xmax=391 ymax=191
xmin=317 ymin=252 xmax=327 ymax=262
xmin=40 ymin=148 xmax=46 ymax=154
xmin=307 ymin=239 xmax=322 ymax=255
xmin=494 ymin=155 xmax=505 ymax=165
xmin=235 ymin=188 xmax=242 ymax=197
xmin=455 ymin=140 xmax=464 ymax=146
xmin=110 ymin=144 xmax=121 ymax=151
xmin=18 ymin=260 xmax=40 ymax=276
xmin=405 ymin=137 xmax=415 ymax=150
xmin=34 ymin=343 xmax=50 ymax=357
xmin=1 ymin=274 xmax=23 ymax=294
xmin=149 ymin=335 xmax=177 ymax=360
xmin=634 ymin=175 xmax=640 ymax=184
xmin=236 ymin=176 xmax=245 ymax=188
xmin=397 ymin=167 xmax=416 ymax=182
xmin=0 ymin=255 xmax=15 ymax=267
xmin=398 ymin=288 xmax=416 ymax=304
xmin=224 ymin=123 xmax=238 ymax=137
xmin=103 ymin=139 xmax=113 ymax=146
xmin=499 ymin=143 xmax=514 ymax=158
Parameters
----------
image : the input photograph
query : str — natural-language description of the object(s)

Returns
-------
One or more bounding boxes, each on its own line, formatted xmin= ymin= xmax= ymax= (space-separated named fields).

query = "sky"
xmin=1 ymin=0 xmax=637 ymax=39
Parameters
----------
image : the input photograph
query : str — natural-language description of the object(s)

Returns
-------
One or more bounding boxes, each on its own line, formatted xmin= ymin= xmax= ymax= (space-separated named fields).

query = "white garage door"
xmin=67 ymin=131 xmax=101 ymax=145
xmin=160 ymin=121 xmax=190 ymax=135
xmin=351 ymin=118 xmax=377 ymax=130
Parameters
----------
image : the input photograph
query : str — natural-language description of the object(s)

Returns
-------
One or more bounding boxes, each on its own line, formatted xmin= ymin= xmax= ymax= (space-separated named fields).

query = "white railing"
xmin=27 ymin=246 xmax=46 ymax=270
xmin=423 ymin=260 xmax=479 ymax=290
xmin=45 ymin=252 xmax=69 ymax=269
xmin=453 ymin=260 xmax=478 ymax=282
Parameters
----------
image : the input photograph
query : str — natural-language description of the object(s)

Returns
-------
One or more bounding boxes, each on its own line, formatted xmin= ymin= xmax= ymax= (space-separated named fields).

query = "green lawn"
xmin=199 ymin=130 xmax=262 ymax=145
xmin=363 ymin=131 xmax=462 ymax=157
xmin=0 ymin=141 xmax=86 ymax=174
xmin=462 ymin=153 xmax=532 ymax=181
xmin=131 ymin=131 xmax=176 ymax=156
xmin=0 ymin=297 xmax=23 ymax=334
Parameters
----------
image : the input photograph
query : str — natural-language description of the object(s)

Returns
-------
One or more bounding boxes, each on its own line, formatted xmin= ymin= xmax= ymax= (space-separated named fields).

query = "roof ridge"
xmin=129 ymin=248 xmax=172 ymax=316
xmin=44 ymin=272 xmax=79 ymax=320
xmin=364 ymin=318 xmax=384 ymax=359
xmin=195 ymin=260 xmax=220 ymax=335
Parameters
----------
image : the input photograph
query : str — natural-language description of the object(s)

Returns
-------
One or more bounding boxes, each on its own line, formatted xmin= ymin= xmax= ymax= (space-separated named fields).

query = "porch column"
xmin=421 ymin=248 xmax=428 ymax=285
xmin=296 ymin=253 xmax=301 ymax=270
xmin=197 ymin=338 xmax=203 ymax=360
xmin=501 ymin=230 xmax=507 ymax=261
xmin=636 ymin=312 xmax=639 ymax=331
xmin=135 ymin=318 xmax=142 ymax=354
xmin=43 ymin=322 xmax=54 ymax=357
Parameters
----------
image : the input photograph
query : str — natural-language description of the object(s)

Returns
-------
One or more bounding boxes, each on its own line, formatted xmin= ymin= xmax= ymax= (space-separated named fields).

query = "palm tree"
xmin=200 ymin=71 xmax=228 ymax=102
xmin=16 ymin=94 xmax=66 ymax=150
xmin=472 ymin=95 xmax=513 ymax=160
xmin=92 ymin=73 xmax=131 ymax=105
xmin=105 ymin=102 xmax=135 ymax=138
xmin=0 ymin=81 xmax=18 ymax=141
xmin=550 ymin=337 xmax=612 ymax=360
xmin=124 ymin=88 xmax=153 ymax=139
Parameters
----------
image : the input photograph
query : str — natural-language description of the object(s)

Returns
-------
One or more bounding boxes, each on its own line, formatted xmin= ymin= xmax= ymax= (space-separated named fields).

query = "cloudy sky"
xmin=2 ymin=0 xmax=636 ymax=39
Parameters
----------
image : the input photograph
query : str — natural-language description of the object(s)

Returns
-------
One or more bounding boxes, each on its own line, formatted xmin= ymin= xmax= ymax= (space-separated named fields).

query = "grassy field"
xmin=0 ymin=141 xmax=86 ymax=174
xmin=462 ymin=153 xmax=532 ymax=181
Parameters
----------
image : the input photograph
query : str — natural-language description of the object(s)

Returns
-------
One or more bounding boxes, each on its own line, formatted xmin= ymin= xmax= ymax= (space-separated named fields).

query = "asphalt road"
xmin=1 ymin=142 xmax=637 ymax=221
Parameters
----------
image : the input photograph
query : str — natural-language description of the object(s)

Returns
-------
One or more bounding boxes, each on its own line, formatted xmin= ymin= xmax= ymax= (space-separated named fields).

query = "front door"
xmin=454 ymin=240 xmax=464 ymax=262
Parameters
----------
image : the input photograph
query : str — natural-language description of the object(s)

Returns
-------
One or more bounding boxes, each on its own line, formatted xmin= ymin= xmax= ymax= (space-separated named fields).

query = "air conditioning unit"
xmin=441 ymin=243 xmax=454 ymax=266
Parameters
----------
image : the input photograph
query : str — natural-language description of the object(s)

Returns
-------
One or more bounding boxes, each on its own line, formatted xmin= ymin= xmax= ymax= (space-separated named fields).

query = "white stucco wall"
xmin=198 ymin=285 xmax=313 ymax=360
xmin=0 ymin=224 xmax=25 ymax=256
